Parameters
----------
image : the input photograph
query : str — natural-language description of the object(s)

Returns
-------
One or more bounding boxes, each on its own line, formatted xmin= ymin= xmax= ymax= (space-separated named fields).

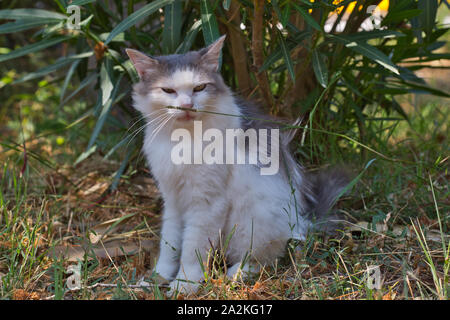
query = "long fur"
xmin=126 ymin=37 xmax=348 ymax=293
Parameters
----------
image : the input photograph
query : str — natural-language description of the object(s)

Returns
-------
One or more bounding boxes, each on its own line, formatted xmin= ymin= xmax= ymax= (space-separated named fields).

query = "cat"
xmin=126 ymin=35 xmax=348 ymax=294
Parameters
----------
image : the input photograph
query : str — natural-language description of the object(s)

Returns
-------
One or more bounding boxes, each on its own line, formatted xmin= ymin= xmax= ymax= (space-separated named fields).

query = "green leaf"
xmin=391 ymin=98 xmax=409 ymax=120
xmin=100 ymin=32 xmax=125 ymax=43
xmin=292 ymin=3 xmax=321 ymax=31
xmin=105 ymin=0 xmax=174 ymax=45
xmin=0 ymin=35 xmax=72 ymax=63
xmin=87 ymin=75 xmax=124 ymax=150
xmin=13 ymin=59 xmax=71 ymax=84
xmin=281 ymin=3 xmax=291 ymax=28
xmin=60 ymin=72 xmax=98 ymax=106
xmin=327 ymin=35 xmax=399 ymax=75
xmin=344 ymin=30 xmax=406 ymax=41
xmin=312 ymin=49 xmax=328 ymax=88
xmin=200 ymin=0 xmax=221 ymax=45
xmin=200 ymin=0 xmax=222 ymax=68
xmin=277 ymin=31 xmax=295 ymax=83
xmin=100 ymin=62 xmax=114 ymax=106
xmin=418 ymin=0 xmax=438 ymax=35
xmin=0 ymin=19 xmax=61 ymax=34
xmin=0 ymin=8 xmax=67 ymax=20
xmin=175 ymin=20 xmax=202 ymax=54
xmin=260 ymin=31 xmax=311 ymax=72
xmin=394 ymin=80 xmax=450 ymax=98
xmin=382 ymin=9 xmax=422 ymax=25
xmin=12 ymin=51 xmax=92 ymax=84
xmin=223 ymin=0 xmax=231 ymax=10
xmin=110 ymin=147 xmax=133 ymax=191
xmin=69 ymin=0 xmax=97 ymax=6
xmin=60 ymin=59 xmax=81 ymax=105
xmin=74 ymin=145 xmax=97 ymax=165
xmin=271 ymin=0 xmax=283 ymax=24
xmin=162 ymin=0 xmax=182 ymax=54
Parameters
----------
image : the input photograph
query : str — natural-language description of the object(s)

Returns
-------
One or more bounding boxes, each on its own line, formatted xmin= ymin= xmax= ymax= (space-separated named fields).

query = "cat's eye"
xmin=161 ymin=88 xmax=176 ymax=94
xmin=193 ymin=84 xmax=207 ymax=92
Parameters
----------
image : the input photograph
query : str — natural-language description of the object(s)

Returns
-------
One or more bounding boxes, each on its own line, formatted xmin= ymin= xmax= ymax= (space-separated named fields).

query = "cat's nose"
xmin=181 ymin=103 xmax=194 ymax=109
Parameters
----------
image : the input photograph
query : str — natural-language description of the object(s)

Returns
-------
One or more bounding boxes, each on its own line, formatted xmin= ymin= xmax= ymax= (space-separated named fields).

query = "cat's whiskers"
xmin=126 ymin=111 xmax=169 ymax=148
xmin=126 ymin=109 xmax=166 ymax=135
xmin=133 ymin=112 xmax=175 ymax=167
xmin=147 ymin=113 xmax=176 ymax=145
xmin=122 ymin=109 xmax=166 ymax=145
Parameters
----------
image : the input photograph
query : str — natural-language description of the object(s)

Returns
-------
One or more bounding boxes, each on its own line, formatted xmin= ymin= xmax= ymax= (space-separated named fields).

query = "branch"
xmin=224 ymin=0 xmax=252 ymax=95
xmin=251 ymin=0 xmax=273 ymax=110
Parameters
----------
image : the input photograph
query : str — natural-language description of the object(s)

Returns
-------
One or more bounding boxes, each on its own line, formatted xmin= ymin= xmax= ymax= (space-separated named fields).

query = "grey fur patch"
xmin=236 ymin=98 xmax=309 ymax=195
xmin=304 ymin=167 xmax=350 ymax=232
xmin=133 ymin=50 xmax=228 ymax=96
xmin=236 ymin=98 xmax=350 ymax=233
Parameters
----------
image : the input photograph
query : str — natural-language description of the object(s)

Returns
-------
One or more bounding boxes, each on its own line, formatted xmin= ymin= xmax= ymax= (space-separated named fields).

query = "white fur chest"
xmin=142 ymin=126 xmax=230 ymax=212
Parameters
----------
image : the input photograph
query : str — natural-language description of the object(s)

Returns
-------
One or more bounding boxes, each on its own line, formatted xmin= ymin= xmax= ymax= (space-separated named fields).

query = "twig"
xmin=44 ymin=281 xmax=169 ymax=300
xmin=224 ymin=0 xmax=252 ymax=95
xmin=251 ymin=0 xmax=273 ymax=110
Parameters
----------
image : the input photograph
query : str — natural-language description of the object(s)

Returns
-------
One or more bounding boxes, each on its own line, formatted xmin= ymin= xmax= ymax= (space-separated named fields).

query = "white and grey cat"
xmin=126 ymin=35 xmax=347 ymax=294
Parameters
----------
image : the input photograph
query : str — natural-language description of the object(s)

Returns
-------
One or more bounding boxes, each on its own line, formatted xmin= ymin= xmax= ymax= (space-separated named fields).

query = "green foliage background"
xmin=0 ymin=0 xmax=449 ymax=300
xmin=0 ymin=0 xmax=449 ymax=188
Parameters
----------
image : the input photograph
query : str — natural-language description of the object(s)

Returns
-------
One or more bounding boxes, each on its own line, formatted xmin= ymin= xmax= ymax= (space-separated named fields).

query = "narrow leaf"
xmin=110 ymin=147 xmax=133 ymax=191
xmin=327 ymin=35 xmax=399 ymax=75
xmin=345 ymin=30 xmax=406 ymax=41
xmin=60 ymin=60 xmax=81 ymax=104
xmin=162 ymin=0 xmax=182 ymax=53
xmin=12 ymin=51 xmax=92 ymax=84
xmin=70 ymin=0 xmax=97 ymax=6
xmin=260 ymin=31 xmax=311 ymax=72
xmin=105 ymin=0 xmax=174 ymax=45
xmin=382 ymin=9 xmax=422 ymax=25
xmin=277 ymin=31 xmax=295 ymax=82
xmin=0 ymin=9 xmax=67 ymax=20
xmin=0 ymin=19 xmax=60 ymax=34
xmin=100 ymin=62 xmax=114 ymax=106
xmin=200 ymin=0 xmax=221 ymax=45
xmin=87 ymin=75 xmax=123 ymax=149
xmin=0 ymin=35 xmax=72 ymax=63
xmin=200 ymin=0 xmax=222 ymax=68
xmin=418 ymin=0 xmax=438 ymax=35
xmin=292 ymin=3 xmax=321 ymax=31
xmin=60 ymin=72 xmax=98 ymax=106
xmin=175 ymin=20 xmax=202 ymax=54
xmin=223 ymin=0 xmax=231 ymax=10
xmin=312 ymin=49 xmax=328 ymax=88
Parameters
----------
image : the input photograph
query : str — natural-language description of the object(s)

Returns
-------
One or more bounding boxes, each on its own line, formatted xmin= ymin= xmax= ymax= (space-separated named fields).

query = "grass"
xmin=1 ymin=17 xmax=449 ymax=298
xmin=1 ymin=1 xmax=449 ymax=301
xmin=0 ymin=81 xmax=448 ymax=300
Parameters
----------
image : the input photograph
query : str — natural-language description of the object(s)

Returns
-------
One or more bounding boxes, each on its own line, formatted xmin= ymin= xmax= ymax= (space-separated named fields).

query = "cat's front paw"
xmin=227 ymin=262 xmax=260 ymax=281
xmin=154 ymin=262 xmax=178 ymax=282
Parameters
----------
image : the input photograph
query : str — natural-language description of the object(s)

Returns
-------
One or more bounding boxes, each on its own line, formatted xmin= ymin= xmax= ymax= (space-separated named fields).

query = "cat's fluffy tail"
xmin=279 ymin=117 xmax=350 ymax=233
xmin=305 ymin=168 xmax=350 ymax=233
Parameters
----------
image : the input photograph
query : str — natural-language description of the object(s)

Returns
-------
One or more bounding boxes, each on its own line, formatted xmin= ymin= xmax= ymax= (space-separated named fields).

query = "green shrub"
xmin=1 ymin=0 xmax=448 ymax=187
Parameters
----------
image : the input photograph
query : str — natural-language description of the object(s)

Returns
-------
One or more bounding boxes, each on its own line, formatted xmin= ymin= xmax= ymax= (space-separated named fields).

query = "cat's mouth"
xmin=176 ymin=111 xmax=196 ymax=121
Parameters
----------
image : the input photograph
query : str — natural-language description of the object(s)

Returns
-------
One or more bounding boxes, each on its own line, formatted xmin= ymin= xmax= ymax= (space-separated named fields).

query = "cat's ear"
xmin=125 ymin=49 xmax=159 ymax=79
xmin=199 ymin=35 xmax=226 ymax=72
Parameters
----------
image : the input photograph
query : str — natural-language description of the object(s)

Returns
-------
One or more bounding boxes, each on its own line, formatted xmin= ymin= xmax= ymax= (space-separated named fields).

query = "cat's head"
xmin=126 ymin=35 xmax=233 ymax=124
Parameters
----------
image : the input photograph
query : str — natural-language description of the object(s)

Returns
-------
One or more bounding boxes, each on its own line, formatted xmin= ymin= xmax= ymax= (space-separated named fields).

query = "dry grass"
xmin=1 ymin=123 xmax=448 ymax=300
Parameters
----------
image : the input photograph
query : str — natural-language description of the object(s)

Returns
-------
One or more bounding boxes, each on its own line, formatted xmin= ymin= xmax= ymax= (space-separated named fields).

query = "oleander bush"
xmin=0 ymin=0 xmax=449 ymax=300
xmin=1 ymin=0 xmax=449 ymax=177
